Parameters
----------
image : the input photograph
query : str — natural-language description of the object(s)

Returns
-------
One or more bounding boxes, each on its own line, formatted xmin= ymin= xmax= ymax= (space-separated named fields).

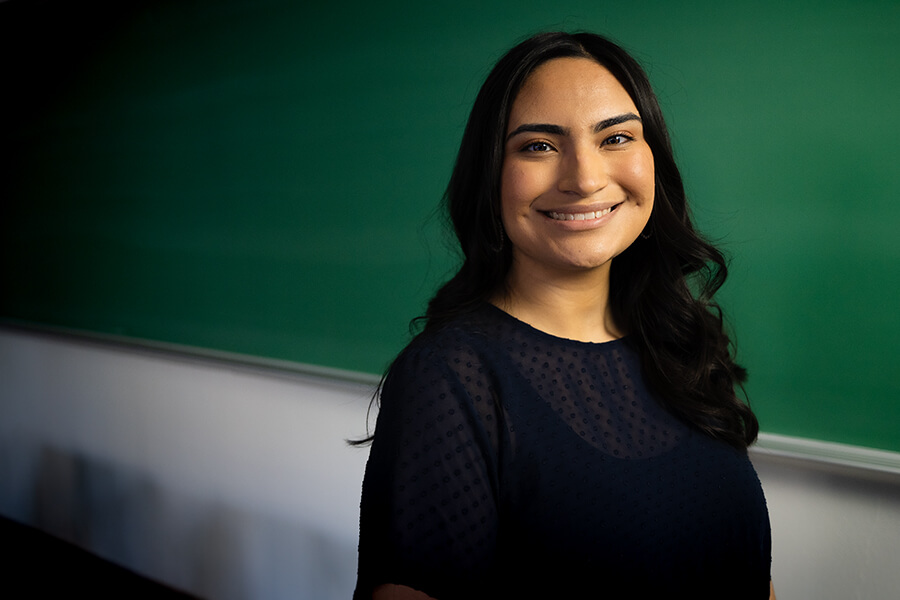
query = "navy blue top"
xmin=355 ymin=304 xmax=771 ymax=599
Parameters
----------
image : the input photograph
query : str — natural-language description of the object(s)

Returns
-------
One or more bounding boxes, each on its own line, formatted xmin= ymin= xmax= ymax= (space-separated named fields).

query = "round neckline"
xmin=481 ymin=302 xmax=628 ymax=348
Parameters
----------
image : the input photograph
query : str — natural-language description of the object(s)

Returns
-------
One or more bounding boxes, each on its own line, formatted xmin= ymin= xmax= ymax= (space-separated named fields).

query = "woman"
xmin=354 ymin=32 xmax=773 ymax=599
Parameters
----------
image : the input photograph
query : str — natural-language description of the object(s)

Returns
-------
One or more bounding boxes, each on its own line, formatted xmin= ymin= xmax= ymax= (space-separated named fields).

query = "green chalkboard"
xmin=2 ymin=0 xmax=899 ymax=453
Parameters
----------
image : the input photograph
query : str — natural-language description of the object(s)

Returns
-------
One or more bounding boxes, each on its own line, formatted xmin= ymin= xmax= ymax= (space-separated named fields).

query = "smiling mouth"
xmin=545 ymin=204 xmax=619 ymax=221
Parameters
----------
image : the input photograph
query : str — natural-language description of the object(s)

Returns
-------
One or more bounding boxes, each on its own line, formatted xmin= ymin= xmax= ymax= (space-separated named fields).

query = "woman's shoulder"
xmin=375 ymin=305 xmax=510 ymax=448
xmin=400 ymin=304 xmax=508 ymax=360
xmin=380 ymin=304 xmax=516 ymax=400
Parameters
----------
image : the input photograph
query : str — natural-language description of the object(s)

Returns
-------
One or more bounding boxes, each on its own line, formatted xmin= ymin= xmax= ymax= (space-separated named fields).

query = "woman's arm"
xmin=372 ymin=584 xmax=437 ymax=600
xmin=355 ymin=342 xmax=501 ymax=600
xmin=371 ymin=578 xmax=774 ymax=599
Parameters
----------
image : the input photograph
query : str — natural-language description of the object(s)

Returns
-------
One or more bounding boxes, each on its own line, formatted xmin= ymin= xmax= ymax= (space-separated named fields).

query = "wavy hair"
xmin=420 ymin=31 xmax=758 ymax=448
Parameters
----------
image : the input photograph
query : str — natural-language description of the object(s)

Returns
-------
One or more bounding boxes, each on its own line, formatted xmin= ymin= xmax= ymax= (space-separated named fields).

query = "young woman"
xmin=354 ymin=32 xmax=774 ymax=600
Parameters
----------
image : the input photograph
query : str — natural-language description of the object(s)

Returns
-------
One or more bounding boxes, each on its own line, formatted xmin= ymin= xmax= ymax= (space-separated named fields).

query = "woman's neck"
xmin=491 ymin=262 xmax=623 ymax=343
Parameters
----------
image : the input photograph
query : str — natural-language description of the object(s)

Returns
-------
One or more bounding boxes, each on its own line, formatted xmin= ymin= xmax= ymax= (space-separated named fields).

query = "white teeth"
xmin=548 ymin=207 xmax=613 ymax=221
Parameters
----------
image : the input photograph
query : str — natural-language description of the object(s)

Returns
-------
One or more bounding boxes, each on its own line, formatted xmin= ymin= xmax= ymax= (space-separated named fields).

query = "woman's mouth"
xmin=545 ymin=204 xmax=619 ymax=221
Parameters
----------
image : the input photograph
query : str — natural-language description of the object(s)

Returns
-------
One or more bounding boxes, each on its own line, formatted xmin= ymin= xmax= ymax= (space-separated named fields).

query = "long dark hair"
xmin=422 ymin=31 xmax=757 ymax=448
xmin=354 ymin=32 xmax=757 ymax=449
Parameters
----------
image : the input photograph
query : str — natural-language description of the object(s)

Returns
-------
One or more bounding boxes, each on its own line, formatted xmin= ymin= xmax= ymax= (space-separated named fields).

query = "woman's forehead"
xmin=510 ymin=57 xmax=638 ymax=126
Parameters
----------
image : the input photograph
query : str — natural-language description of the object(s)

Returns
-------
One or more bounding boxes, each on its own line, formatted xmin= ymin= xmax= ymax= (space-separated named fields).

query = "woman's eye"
xmin=603 ymin=134 xmax=634 ymax=146
xmin=523 ymin=141 xmax=553 ymax=153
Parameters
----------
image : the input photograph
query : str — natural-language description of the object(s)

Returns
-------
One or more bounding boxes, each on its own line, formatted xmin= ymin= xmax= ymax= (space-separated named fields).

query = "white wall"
xmin=756 ymin=456 xmax=900 ymax=599
xmin=1 ymin=327 xmax=899 ymax=599
xmin=0 ymin=327 xmax=372 ymax=599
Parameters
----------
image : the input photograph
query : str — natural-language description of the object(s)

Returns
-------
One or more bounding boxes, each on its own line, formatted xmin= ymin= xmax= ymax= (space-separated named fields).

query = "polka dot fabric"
xmin=355 ymin=304 xmax=771 ymax=599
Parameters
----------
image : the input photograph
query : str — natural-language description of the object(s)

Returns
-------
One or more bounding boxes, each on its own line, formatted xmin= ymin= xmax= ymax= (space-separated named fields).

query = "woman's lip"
xmin=541 ymin=202 xmax=622 ymax=222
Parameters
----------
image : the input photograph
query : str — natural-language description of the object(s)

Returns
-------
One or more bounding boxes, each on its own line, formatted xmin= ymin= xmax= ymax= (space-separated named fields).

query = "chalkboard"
xmin=2 ymin=0 xmax=899 ymax=453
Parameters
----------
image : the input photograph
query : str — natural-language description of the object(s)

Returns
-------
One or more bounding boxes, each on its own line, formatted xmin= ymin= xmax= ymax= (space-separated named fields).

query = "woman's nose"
xmin=557 ymin=147 xmax=608 ymax=197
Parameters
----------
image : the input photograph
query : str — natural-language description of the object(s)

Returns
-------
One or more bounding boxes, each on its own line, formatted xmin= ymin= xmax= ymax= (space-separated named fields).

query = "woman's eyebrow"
xmin=506 ymin=113 xmax=642 ymax=141
xmin=506 ymin=123 xmax=565 ymax=141
xmin=593 ymin=112 xmax=642 ymax=132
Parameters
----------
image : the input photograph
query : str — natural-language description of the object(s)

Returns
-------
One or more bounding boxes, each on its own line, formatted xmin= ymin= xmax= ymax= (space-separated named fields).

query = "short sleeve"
xmin=354 ymin=337 xmax=502 ymax=600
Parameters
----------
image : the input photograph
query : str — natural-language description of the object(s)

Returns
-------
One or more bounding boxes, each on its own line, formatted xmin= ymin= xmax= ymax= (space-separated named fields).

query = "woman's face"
xmin=500 ymin=57 xmax=655 ymax=281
